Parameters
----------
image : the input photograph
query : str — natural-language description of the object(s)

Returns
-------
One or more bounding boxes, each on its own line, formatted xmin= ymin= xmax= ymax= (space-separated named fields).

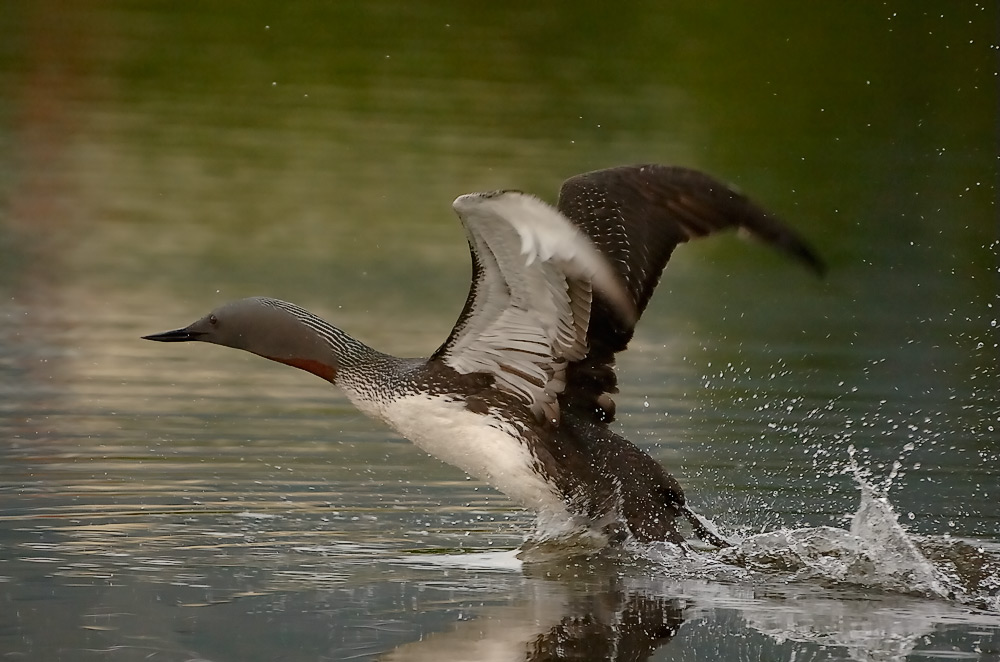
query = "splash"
xmin=517 ymin=449 xmax=998 ymax=610
xmin=711 ymin=450 xmax=1000 ymax=609
xmin=718 ymin=506 xmax=949 ymax=598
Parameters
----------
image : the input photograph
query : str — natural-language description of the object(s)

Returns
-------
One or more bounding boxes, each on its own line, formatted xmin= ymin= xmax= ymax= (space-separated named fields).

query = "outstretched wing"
xmin=432 ymin=190 xmax=635 ymax=423
xmin=556 ymin=164 xmax=824 ymax=421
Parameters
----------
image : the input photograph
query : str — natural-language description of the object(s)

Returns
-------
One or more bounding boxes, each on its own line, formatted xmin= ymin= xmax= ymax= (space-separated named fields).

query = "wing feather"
xmin=433 ymin=191 xmax=634 ymax=422
xmin=556 ymin=164 xmax=825 ymax=422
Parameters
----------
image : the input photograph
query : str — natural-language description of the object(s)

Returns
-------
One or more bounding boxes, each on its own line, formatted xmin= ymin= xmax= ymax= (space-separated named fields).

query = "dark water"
xmin=1 ymin=2 xmax=998 ymax=660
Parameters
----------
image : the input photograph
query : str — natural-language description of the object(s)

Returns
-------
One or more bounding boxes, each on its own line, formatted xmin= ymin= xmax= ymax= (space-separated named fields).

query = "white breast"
xmin=361 ymin=392 xmax=571 ymax=520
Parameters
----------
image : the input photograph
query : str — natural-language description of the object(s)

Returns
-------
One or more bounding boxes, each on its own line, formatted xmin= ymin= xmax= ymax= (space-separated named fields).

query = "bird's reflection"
xmin=525 ymin=590 xmax=684 ymax=662
xmin=382 ymin=556 xmax=686 ymax=662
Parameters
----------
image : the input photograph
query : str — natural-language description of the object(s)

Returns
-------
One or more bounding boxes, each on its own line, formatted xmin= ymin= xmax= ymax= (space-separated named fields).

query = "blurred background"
xmin=0 ymin=2 xmax=997 ymax=660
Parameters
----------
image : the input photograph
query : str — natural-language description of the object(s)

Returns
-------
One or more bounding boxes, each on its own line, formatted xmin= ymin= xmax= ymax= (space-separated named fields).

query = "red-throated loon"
xmin=143 ymin=164 xmax=823 ymax=547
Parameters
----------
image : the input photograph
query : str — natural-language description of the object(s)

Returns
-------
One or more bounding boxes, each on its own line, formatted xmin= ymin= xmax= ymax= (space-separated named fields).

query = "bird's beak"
xmin=142 ymin=327 xmax=203 ymax=342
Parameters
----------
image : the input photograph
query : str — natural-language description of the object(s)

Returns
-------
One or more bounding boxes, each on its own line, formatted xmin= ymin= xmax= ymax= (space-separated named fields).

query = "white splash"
xmin=716 ymin=461 xmax=951 ymax=599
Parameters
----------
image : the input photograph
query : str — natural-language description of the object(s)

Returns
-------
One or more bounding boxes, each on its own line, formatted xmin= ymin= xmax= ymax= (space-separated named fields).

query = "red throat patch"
xmin=270 ymin=357 xmax=338 ymax=382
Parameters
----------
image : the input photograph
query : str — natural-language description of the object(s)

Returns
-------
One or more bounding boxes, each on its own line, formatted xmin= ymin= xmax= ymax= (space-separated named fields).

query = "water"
xmin=2 ymin=2 xmax=998 ymax=660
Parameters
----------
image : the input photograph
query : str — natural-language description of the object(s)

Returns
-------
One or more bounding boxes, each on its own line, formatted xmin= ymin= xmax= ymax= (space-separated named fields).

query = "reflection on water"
xmin=382 ymin=570 xmax=688 ymax=662
xmin=2 ymin=1 xmax=998 ymax=660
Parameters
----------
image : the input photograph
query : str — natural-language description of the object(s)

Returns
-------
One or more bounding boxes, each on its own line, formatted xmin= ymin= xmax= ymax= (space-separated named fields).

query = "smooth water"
xmin=2 ymin=3 xmax=998 ymax=660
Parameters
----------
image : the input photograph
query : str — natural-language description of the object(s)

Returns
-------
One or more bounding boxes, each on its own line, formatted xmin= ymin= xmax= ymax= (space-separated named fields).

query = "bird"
xmin=143 ymin=164 xmax=823 ymax=548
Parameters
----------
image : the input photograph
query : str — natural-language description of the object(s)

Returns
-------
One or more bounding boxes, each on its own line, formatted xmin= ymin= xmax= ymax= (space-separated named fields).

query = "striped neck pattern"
xmin=257 ymin=297 xmax=383 ymax=370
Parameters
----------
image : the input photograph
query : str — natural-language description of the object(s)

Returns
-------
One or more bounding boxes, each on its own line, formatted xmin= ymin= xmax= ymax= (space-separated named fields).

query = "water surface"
xmin=1 ymin=2 xmax=998 ymax=660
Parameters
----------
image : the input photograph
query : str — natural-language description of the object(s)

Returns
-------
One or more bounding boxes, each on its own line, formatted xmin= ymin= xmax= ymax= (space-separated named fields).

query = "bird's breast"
xmin=377 ymin=393 xmax=571 ymax=518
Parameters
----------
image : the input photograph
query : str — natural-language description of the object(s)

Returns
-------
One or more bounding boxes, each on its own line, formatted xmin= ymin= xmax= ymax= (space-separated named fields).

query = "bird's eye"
xmin=208 ymin=315 xmax=218 ymax=325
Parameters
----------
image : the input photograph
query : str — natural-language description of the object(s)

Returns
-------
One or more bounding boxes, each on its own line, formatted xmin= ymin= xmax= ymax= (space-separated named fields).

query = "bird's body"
xmin=328 ymin=347 xmax=575 ymax=526
xmin=145 ymin=164 xmax=822 ymax=547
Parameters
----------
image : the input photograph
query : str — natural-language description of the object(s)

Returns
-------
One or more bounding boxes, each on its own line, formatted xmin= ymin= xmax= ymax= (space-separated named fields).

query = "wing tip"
xmin=739 ymin=212 xmax=828 ymax=278
xmin=795 ymin=242 xmax=828 ymax=278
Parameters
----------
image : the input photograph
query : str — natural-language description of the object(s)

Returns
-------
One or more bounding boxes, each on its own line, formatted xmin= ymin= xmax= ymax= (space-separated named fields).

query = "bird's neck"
xmin=254 ymin=299 xmax=390 ymax=385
